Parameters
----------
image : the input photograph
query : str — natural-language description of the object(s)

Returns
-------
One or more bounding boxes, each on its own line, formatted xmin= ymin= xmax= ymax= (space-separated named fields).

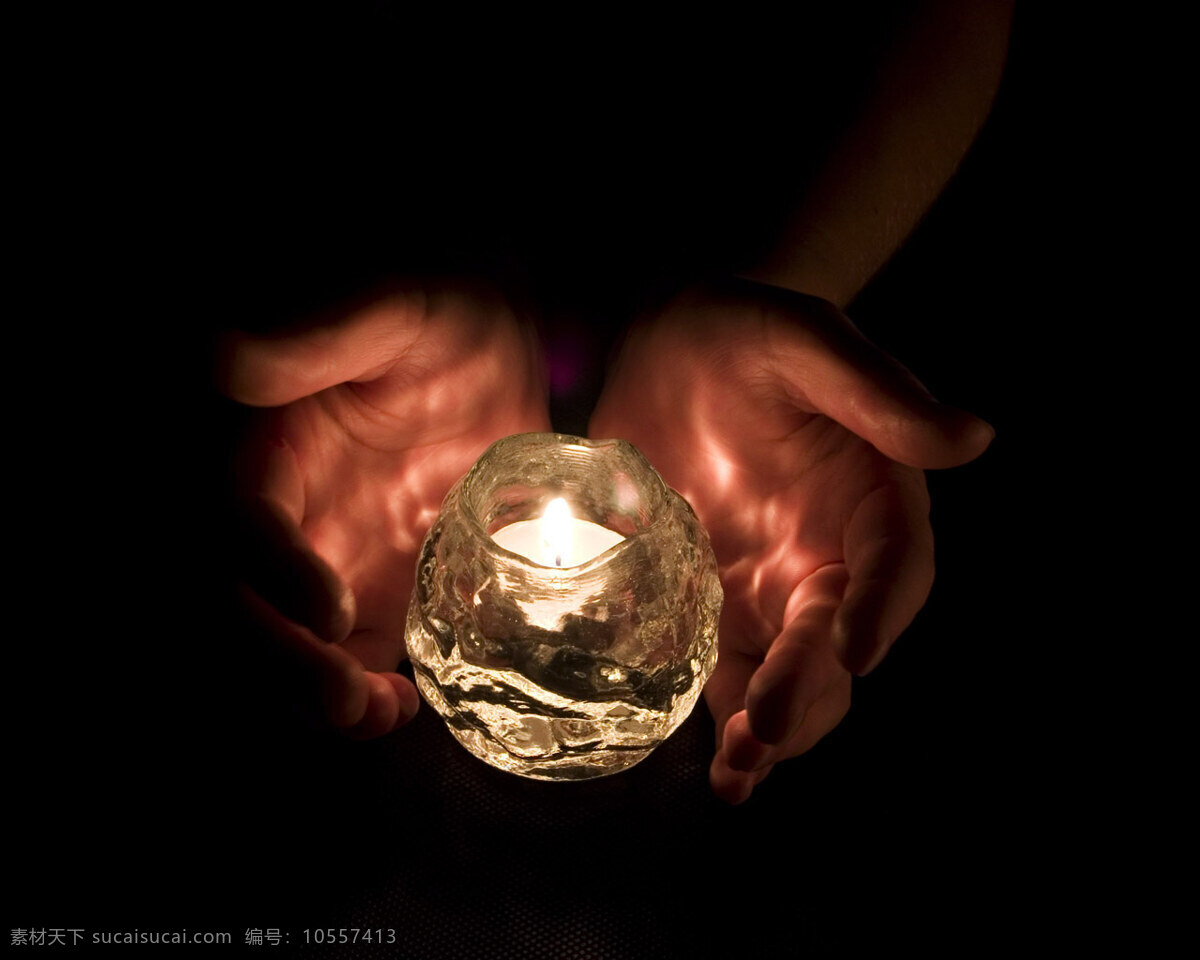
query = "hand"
xmin=219 ymin=278 xmax=552 ymax=738
xmin=589 ymin=279 xmax=992 ymax=802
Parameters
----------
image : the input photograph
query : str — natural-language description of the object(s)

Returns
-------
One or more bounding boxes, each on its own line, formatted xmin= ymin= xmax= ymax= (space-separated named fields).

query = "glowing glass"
xmin=405 ymin=433 xmax=722 ymax=780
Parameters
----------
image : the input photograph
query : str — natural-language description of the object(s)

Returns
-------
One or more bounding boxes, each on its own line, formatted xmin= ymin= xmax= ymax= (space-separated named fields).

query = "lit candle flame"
xmin=541 ymin=497 xmax=572 ymax=568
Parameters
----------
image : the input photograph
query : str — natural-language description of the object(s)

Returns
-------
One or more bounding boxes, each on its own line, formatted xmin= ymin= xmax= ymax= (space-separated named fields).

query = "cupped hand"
xmin=589 ymin=279 xmax=992 ymax=802
xmin=219 ymin=278 xmax=552 ymax=738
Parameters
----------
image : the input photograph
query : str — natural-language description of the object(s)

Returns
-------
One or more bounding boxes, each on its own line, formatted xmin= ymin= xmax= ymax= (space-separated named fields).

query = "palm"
xmin=229 ymin=282 xmax=551 ymax=724
xmin=273 ymin=386 xmax=546 ymax=672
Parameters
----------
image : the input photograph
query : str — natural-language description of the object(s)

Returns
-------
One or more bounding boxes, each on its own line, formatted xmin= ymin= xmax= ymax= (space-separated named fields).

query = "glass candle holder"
xmin=405 ymin=432 xmax=722 ymax=780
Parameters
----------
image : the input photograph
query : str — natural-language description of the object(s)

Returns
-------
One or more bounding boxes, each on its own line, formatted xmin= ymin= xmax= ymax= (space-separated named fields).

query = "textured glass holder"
xmin=405 ymin=433 xmax=722 ymax=780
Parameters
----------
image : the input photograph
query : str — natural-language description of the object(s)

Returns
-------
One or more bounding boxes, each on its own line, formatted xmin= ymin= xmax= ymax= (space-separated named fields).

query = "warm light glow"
xmin=491 ymin=499 xmax=625 ymax=567
xmin=405 ymin=432 xmax=722 ymax=781
xmin=541 ymin=497 xmax=572 ymax=567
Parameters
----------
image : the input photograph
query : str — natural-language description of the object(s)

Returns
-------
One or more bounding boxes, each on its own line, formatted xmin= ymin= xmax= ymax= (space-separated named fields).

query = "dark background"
xmin=12 ymin=4 xmax=1122 ymax=955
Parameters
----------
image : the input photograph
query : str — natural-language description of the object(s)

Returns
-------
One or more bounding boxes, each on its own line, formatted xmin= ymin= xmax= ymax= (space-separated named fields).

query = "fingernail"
xmin=727 ymin=735 xmax=770 ymax=772
xmin=711 ymin=766 xmax=755 ymax=806
xmin=855 ymin=644 xmax=888 ymax=677
xmin=834 ymin=602 xmax=883 ymax=676
xmin=395 ymin=683 xmax=420 ymax=727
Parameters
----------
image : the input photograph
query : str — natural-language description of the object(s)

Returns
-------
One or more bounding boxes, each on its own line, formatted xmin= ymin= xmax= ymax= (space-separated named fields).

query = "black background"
xmin=11 ymin=4 xmax=1129 ymax=956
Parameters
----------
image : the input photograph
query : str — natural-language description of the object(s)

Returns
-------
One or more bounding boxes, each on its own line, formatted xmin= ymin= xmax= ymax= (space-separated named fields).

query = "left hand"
xmin=589 ymin=279 xmax=992 ymax=802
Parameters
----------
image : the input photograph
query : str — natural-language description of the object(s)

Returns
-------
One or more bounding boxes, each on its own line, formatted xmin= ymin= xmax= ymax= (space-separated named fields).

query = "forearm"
xmin=742 ymin=1 xmax=1013 ymax=308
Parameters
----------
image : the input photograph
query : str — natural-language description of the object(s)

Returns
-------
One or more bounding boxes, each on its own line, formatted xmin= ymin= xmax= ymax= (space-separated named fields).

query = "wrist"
xmin=736 ymin=244 xmax=856 ymax=310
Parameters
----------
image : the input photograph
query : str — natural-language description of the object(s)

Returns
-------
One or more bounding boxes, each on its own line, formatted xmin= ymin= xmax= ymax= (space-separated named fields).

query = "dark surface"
xmin=11 ymin=6 xmax=1105 ymax=956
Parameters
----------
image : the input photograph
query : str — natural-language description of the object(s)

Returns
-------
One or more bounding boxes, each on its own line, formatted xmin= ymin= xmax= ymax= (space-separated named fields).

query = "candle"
xmin=490 ymin=497 xmax=626 ymax=567
xmin=405 ymin=432 xmax=722 ymax=781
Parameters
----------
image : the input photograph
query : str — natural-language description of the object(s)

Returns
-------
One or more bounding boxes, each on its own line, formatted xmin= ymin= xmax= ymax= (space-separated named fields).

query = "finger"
xmin=237 ymin=583 xmax=369 ymax=729
xmin=836 ymin=475 xmax=935 ymax=675
xmin=743 ymin=564 xmax=849 ymax=745
xmin=703 ymin=646 xmax=761 ymax=756
xmin=384 ymin=671 xmax=422 ymax=724
xmin=235 ymin=434 xmax=355 ymax=644
xmin=710 ymin=746 xmax=772 ymax=806
xmin=237 ymin=497 xmax=357 ymax=645
xmin=724 ymin=672 xmax=853 ymax=781
xmin=723 ymin=710 xmax=772 ymax=772
xmin=343 ymin=671 xmax=420 ymax=740
xmin=217 ymin=285 xmax=428 ymax=406
xmin=767 ymin=672 xmax=852 ymax=761
xmin=763 ymin=289 xmax=994 ymax=468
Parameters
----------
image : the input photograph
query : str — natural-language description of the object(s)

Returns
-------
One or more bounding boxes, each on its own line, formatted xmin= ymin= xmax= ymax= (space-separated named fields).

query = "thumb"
xmin=233 ymin=432 xmax=356 ymax=644
xmin=766 ymin=292 xmax=994 ymax=469
xmin=216 ymin=283 xmax=429 ymax=407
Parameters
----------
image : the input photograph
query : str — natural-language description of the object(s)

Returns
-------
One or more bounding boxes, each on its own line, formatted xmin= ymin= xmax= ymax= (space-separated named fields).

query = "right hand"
xmin=219 ymin=278 xmax=552 ymax=738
